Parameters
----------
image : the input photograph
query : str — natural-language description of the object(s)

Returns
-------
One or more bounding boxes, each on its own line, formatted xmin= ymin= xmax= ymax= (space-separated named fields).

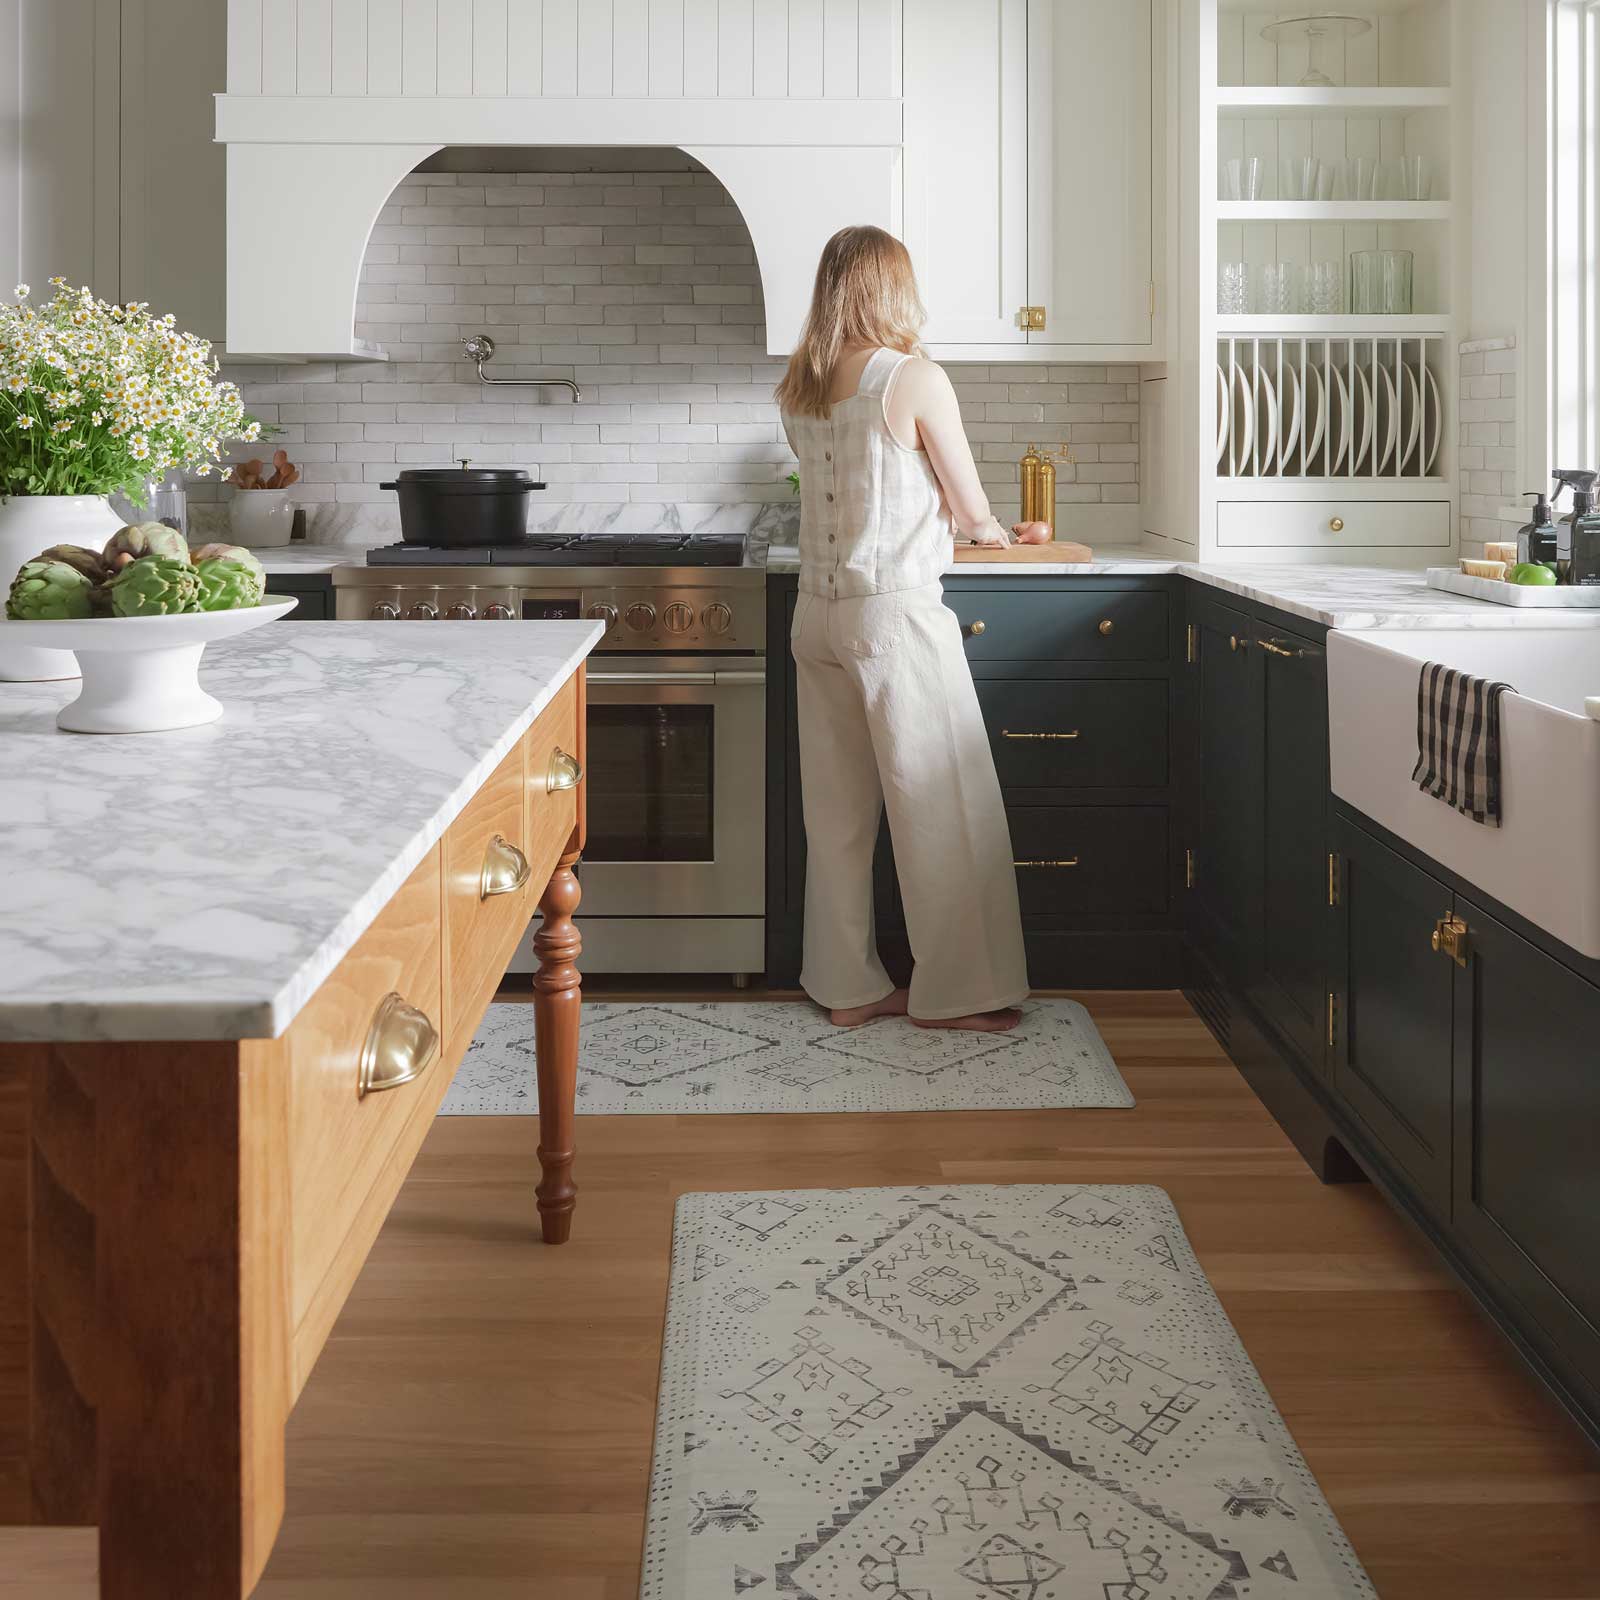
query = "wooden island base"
xmin=0 ymin=669 xmax=587 ymax=1599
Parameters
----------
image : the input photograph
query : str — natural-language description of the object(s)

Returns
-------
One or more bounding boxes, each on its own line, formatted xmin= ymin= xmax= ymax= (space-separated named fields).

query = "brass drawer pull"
xmin=1001 ymin=729 xmax=1080 ymax=740
xmin=480 ymin=832 xmax=531 ymax=900
xmin=1098 ymin=619 xmax=1114 ymax=636
xmin=1014 ymin=857 xmax=1080 ymax=868
xmin=964 ymin=619 xmax=987 ymax=638
xmin=546 ymin=746 xmax=583 ymax=794
xmin=358 ymin=992 xmax=439 ymax=1098
xmin=1258 ymin=639 xmax=1295 ymax=658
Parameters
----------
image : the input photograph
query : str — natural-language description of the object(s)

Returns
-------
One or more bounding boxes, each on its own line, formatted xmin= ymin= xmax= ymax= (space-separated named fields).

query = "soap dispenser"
xmin=1516 ymin=489 xmax=1559 ymax=568
xmin=1556 ymin=467 xmax=1600 ymax=585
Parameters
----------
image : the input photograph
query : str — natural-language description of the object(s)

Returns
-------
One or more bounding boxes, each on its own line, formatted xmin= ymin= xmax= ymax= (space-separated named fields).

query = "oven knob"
xmin=405 ymin=601 xmax=439 ymax=620
xmin=586 ymin=602 xmax=619 ymax=629
xmin=446 ymin=602 xmax=477 ymax=620
xmin=482 ymin=603 xmax=514 ymax=620
xmin=702 ymin=601 xmax=733 ymax=635
xmin=370 ymin=601 xmax=400 ymax=620
xmin=625 ymin=601 xmax=657 ymax=632
xmin=663 ymin=601 xmax=695 ymax=634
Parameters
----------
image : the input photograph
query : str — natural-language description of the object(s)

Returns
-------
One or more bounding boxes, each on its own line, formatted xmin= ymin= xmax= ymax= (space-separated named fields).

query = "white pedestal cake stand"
xmin=0 ymin=596 xmax=298 ymax=733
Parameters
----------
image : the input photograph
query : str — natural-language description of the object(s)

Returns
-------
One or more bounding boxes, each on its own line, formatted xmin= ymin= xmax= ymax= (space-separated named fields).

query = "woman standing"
xmin=776 ymin=225 xmax=1046 ymax=1034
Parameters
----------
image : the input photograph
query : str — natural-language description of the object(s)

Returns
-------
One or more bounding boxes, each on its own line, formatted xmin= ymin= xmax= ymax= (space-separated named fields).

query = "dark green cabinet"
xmin=1330 ymin=813 xmax=1455 ymax=1213
xmin=267 ymin=572 xmax=333 ymax=619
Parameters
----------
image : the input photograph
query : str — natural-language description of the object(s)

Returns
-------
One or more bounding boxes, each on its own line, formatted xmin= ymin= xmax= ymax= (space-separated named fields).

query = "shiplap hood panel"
xmin=220 ymin=0 xmax=903 ymax=359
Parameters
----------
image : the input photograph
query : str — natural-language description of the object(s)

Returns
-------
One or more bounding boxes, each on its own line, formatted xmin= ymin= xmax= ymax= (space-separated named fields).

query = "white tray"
xmin=1425 ymin=568 xmax=1600 ymax=607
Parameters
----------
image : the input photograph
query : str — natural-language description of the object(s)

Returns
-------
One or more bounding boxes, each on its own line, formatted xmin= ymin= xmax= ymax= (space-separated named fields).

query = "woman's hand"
xmin=1011 ymin=521 xmax=1053 ymax=544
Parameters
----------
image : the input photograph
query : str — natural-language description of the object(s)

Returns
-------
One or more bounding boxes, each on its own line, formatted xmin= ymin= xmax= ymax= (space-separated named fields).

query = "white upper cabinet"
xmin=906 ymin=0 xmax=1156 ymax=355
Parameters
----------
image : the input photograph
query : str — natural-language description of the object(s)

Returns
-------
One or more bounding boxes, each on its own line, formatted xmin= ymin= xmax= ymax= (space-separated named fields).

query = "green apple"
xmin=1508 ymin=562 xmax=1559 ymax=586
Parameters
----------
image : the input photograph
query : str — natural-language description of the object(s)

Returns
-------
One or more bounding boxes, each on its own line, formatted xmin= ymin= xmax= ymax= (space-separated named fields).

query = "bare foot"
xmin=911 ymin=1007 xmax=1023 ymax=1033
xmin=828 ymin=988 xmax=910 ymax=1028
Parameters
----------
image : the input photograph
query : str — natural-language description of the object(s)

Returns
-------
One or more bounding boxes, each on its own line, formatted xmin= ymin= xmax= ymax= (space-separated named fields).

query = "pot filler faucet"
xmin=461 ymin=332 xmax=581 ymax=402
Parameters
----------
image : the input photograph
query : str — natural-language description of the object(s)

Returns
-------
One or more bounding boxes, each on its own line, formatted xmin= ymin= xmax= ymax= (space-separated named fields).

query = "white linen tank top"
xmin=781 ymin=347 xmax=952 ymax=599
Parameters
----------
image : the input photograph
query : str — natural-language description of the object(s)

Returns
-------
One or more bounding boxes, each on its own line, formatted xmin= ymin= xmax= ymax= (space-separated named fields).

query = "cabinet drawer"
xmin=444 ymin=740 xmax=533 ymax=1051
xmin=945 ymin=589 xmax=1169 ymax=662
xmin=523 ymin=676 xmax=581 ymax=891
xmin=1218 ymin=499 xmax=1450 ymax=549
xmin=287 ymin=846 xmax=444 ymax=1383
xmin=978 ymin=680 xmax=1168 ymax=789
xmin=1008 ymin=805 xmax=1168 ymax=916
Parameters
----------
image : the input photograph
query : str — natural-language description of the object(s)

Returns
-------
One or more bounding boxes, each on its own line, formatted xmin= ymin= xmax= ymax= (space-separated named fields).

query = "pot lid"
xmin=387 ymin=463 xmax=543 ymax=493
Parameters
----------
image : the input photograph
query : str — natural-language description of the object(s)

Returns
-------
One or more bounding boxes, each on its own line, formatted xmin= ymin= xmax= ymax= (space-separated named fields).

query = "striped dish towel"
xmin=1411 ymin=662 xmax=1516 ymax=826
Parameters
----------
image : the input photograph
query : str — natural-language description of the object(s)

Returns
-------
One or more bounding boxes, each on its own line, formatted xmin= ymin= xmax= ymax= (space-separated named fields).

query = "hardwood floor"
xmin=4 ymin=989 xmax=1598 ymax=1597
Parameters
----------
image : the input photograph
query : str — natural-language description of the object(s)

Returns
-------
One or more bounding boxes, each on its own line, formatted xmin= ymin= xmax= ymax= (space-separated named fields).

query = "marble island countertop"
xmin=764 ymin=544 xmax=1600 ymax=630
xmin=0 ymin=620 xmax=603 ymax=1043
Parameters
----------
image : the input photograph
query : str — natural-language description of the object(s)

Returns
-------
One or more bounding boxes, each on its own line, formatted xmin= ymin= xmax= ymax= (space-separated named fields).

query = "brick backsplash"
xmin=194 ymin=162 xmax=1140 ymax=540
xmin=1458 ymin=336 xmax=1518 ymax=552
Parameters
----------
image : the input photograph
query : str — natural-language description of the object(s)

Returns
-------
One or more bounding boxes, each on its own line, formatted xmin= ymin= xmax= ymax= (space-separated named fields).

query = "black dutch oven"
xmin=379 ymin=462 xmax=547 ymax=546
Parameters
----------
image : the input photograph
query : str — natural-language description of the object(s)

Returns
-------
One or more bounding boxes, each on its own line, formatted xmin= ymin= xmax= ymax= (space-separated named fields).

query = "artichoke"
xmin=191 ymin=541 xmax=261 ymax=570
xmin=34 ymin=543 xmax=110 ymax=584
xmin=193 ymin=556 xmax=265 ymax=612
xmin=107 ymin=553 xmax=200 ymax=617
xmin=103 ymin=520 xmax=190 ymax=574
xmin=6 ymin=558 xmax=95 ymax=620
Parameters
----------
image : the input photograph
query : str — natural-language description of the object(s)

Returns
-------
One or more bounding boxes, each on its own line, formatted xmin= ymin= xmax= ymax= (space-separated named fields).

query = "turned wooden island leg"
xmin=532 ymin=850 xmax=582 ymax=1244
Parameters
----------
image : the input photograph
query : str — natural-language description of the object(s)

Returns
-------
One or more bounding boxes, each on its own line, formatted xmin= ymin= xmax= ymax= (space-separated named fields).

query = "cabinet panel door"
xmin=1453 ymin=901 xmax=1600 ymax=1403
xmin=902 ymin=0 xmax=1028 ymax=343
xmin=1189 ymin=598 xmax=1263 ymax=984
xmin=977 ymin=679 xmax=1169 ymax=790
xmin=1331 ymin=814 xmax=1453 ymax=1213
xmin=1253 ymin=631 xmax=1330 ymax=1073
xmin=1028 ymin=0 xmax=1153 ymax=345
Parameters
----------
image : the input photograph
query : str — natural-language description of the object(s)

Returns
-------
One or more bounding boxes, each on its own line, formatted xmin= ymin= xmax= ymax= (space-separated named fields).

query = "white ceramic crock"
xmin=228 ymin=488 xmax=298 ymax=547
xmin=0 ymin=494 xmax=123 ymax=681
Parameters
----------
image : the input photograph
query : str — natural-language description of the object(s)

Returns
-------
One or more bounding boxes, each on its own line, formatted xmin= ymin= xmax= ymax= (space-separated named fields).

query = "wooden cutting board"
xmin=952 ymin=540 xmax=1092 ymax=563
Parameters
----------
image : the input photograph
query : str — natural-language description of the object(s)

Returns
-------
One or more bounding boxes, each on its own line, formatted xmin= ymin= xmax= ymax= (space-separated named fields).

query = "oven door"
xmin=577 ymin=656 xmax=765 ymax=918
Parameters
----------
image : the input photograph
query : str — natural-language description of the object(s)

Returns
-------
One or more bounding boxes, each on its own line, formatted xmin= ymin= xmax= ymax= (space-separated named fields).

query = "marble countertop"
xmin=256 ymin=543 xmax=387 ymax=574
xmin=762 ymin=544 xmax=1600 ymax=630
xmin=0 ymin=620 xmax=603 ymax=1043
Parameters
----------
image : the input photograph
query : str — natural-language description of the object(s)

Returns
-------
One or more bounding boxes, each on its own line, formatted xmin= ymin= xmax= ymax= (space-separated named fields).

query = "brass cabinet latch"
xmin=1431 ymin=913 xmax=1470 ymax=967
xmin=1014 ymin=305 xmax=1047 ymax=331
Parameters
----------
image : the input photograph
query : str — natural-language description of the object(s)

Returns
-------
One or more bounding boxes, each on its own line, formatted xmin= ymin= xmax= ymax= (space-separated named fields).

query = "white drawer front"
xmin=1217 ymin=500 xmax=1451 ymax=549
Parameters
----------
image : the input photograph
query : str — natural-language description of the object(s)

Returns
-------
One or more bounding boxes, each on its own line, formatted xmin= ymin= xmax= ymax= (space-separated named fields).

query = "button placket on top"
xmin=825 ymin=422 xmax=837 ymax=584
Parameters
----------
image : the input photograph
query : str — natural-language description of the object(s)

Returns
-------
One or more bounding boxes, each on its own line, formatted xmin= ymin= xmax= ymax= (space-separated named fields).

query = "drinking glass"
xmin=1301 ymin=260 xmax=1341 ymax=314
xmin=1221 ymin=156 xmax=1264 ymax=201
xmin=1350 ymin=249 xmax=1413 ymax=314
xmin=1218 ymin=261 xmax=1251 ymax=314
xmin=1281 ymin=156 xmax=1322 ymax=201
xmin=1257 ymin=262 xmax=1296 ymax=315
xmin=1395 ymin=155 xmax=1432 ymax=200
xmin=1343 ymin=156 xmax=1378 ymax=202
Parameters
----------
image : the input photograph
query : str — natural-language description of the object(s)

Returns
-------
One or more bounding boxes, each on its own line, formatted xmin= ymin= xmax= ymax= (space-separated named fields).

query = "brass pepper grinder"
xmin=1038 ymin=443 xmax=1075 ymax=541
xmin=1019 ymin=442 xmax=1043 ymax=525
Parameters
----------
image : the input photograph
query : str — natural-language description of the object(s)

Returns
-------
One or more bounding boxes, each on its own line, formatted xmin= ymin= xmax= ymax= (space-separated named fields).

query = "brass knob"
xmin=358 ymin=992 xmax=439 ymax=1098
xmin=965 ymin=619 xmax=986 ymax=637
xmin=546 ymin=746 xmax=583 ymax=794
xmin=1430 ymin=928 xmax=1442 ymax=953
xmin=1098 ymin=619 xmax=1114 ymax=636
xmin=1329 ymin=516 xmax=1345 ymax=532
xmin=480 ymin=832 xmax=531 ymax=900
xmin=1230 ymin=634 xmax=1252 ymax=651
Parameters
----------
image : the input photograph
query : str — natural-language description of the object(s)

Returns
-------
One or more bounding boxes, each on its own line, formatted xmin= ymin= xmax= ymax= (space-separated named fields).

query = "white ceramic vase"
xmin=228 ymin=488 xmax=298 ymax=547
xmin=0 ymin=494 xmax=124 ymax=681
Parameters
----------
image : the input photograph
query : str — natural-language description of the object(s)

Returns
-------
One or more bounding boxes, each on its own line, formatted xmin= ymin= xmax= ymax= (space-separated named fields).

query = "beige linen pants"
xmin=791 ymin=581 xmax=1030 ymax=1019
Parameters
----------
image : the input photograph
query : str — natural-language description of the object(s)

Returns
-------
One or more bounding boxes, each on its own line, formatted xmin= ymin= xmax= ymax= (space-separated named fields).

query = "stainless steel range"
xmin=334 ymin=535 xmax=767 ymax=978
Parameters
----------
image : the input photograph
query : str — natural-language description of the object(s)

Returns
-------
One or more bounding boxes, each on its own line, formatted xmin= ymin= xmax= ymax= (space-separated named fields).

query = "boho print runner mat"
xmin=443 ymin=999 xmax=1133 ymax=1115
xmin=642 ymin=1184 xmax=1375 ymax=1600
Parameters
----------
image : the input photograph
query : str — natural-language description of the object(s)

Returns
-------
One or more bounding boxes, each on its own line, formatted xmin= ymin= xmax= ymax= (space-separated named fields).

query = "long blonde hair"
xmin=774 ymin=226 xmax=925 ymax=418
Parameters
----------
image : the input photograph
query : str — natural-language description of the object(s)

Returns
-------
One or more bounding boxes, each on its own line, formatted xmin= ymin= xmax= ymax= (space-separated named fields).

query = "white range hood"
xmin=217 ymin=4 xmax=904 ymax=361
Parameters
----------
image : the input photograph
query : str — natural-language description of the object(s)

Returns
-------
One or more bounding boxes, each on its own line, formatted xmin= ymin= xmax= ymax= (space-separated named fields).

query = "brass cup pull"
xmin=964 ymin=619 xmax=987 ymax=637
xmin=1329 ymin=516 xmax=1345 ymax=532
xmin=480 ymin=832 xmax=531 ymax=900
xmin=358 ymin=992 xmax=439 ymax=1098
xmin=1002 ymin=729 xmax=1080 ymax=740
xmin=546 ymin=746 xmax=583 ymax=794
xmin=1098 ymin=619 xmax=1114 ymax=636
xmin=1014 ymin=857 xmax=1080 ymax=868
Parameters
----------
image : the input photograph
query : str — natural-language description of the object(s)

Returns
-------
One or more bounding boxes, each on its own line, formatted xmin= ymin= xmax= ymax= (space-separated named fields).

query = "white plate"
xmin=1254 ymin=363 xmax=1279 ymax=477
xmin=1327 ymin=363 xmax=1352 ymax=475
xmin=1350 ymin=363 xmax=1375 ymax=473
xmin=1216 ymin=363 xmax=1230 ymax=467
xmin=1371 ymin=362 xmax=1400 ymax=474
xmin=1278 ymin=361 xmax=1303 ymax=474
xmin=1301 ymin=360 xmax=1327 ymax=475
xmin=1421 ymin=363 xmax=1443 ymax=475
xmin=1398 ymin=362 xmax=1423 ymax=474
xmin=1229 ymin=360 xmax=1254 ymax=476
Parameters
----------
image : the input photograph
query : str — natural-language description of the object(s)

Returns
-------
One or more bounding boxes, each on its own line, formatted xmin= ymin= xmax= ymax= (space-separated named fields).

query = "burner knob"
xmin=624 ymin=601 xmax=657 ymax=632
xmin=446 ymin=602 xmax=477 ymax=620
xmin=586 ymin=602 xmax=619 ymax=629
xmin=702 ymin=601 xmax=733 ymax=635
xmin=662 ymin=601 xmax=695 ymax=634
xmin=370 ymin=601 xmax=400 ymax=620
xmin=405 ymin=601 xmax=439 ymax=620
xmin=482 ymin=603 xmax=514 ymax=620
